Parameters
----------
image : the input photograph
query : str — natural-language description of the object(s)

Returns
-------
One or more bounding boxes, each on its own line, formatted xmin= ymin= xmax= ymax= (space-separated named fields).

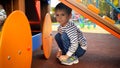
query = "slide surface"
xmin=60 ymin=0 xmax=120 ymax=39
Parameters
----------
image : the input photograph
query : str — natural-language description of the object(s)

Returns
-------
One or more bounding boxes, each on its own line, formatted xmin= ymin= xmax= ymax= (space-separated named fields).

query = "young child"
xmin=55 ymin=3 xmax=87 ymax=65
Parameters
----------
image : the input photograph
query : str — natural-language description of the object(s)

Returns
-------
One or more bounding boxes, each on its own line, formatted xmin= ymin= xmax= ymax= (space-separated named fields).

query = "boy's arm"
xmin=66 ymin=28 xmax=79 ymax=57
xmin=78 ymin=30 xmax=87 ymax=50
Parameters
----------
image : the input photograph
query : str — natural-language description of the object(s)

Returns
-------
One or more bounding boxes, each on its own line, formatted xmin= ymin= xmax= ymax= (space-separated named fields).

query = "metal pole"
xmin=88 ymin=0 xmax=92 ymax=4
xmin=96 ymin=0 xmax=99 ymax=8
xmin=119 ymin=0 xmax=120 ymax=7
xmin=106 ymin=0 xmax=120 ymax=13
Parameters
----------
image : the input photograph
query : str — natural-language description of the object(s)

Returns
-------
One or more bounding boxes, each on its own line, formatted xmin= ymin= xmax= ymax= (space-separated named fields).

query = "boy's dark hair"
xmin=55 ymin=3 xmax=72 ymax=15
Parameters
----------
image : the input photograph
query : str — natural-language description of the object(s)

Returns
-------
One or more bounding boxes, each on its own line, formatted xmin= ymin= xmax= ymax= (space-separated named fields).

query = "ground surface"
xmin=32 ymin=31 xmax=120 ymax=68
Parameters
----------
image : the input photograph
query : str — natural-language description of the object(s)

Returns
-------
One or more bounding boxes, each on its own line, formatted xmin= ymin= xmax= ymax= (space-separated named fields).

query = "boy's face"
xmin=55 ymin=10 xmax=71 ymax=26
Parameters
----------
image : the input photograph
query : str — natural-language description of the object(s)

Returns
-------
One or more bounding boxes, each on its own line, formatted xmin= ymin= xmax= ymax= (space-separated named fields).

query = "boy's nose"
xmin=57 ymin=20 xmax=61 ymax=23
xmin=57 ymin=17 xmax=62 ymax=21
xmin=57 ymin=18 xmax=62 ymax=22
xmin=58 ymin=16 xmax=62 ymax=19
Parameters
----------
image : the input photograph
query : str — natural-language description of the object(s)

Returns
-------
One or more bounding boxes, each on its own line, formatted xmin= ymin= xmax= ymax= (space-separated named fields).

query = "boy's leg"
xmin=55 ymin=32 xmax=86 ymax=57
xmin=74 ymin=44 xmax=86 ymax=58
xmin=61 ymin=44 xmax=86 ymax=65
xmin=55 ymin=33 xmax=64 ymax=51
xmin=55 ymin=32 xmax=70 ymax=55
xmin=55 ymin=33 xmax=85 ymax=65
xmin=60 ymin=32 xmax=71 ymax=55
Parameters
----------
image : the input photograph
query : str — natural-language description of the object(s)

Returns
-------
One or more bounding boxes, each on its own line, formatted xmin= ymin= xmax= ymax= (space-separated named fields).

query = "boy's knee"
xmin=55 ymin=33 xmax=61 ymax=40
xmin=75 ymin=46 xmax=86 ymax=58
xmin=61 ymin=32 xmax=69 ymax=40
xmin=55 ymin=32 xmax=69 ymax=41
xmin=61 ymin=33 xmax=70 ymax=42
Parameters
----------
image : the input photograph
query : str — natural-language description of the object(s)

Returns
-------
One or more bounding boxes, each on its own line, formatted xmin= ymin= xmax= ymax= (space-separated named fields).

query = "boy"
xmin=55 ymin=3 xmax=87 ymax=65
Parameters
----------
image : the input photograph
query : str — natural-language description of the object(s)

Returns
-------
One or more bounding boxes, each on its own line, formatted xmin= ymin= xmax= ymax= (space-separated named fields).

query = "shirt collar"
xmin=60 ymin=21 xmax=71 ymax=28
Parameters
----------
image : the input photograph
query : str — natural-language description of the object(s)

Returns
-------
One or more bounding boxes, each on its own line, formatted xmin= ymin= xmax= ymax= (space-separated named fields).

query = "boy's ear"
xmin=69 ymin=13 xmax=72 ymax=19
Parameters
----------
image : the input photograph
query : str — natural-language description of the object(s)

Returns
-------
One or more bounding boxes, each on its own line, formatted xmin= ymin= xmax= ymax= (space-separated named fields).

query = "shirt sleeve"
xmin=65 ymin=26 xmax=79 ymax=56
xmin=77 ymin=29 xmax=87 ymax=50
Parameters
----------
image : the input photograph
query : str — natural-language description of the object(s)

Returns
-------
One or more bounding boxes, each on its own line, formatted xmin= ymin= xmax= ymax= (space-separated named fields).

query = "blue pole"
xmin=119 ymin=0 xmax=120 ymax=7
xmin=88 ymin=0 xmax=92 ymax=4
xmin=106 ymin=0 xmax=120 ymax=13
xmin=96 ymin=0 xmax=99 ymax=8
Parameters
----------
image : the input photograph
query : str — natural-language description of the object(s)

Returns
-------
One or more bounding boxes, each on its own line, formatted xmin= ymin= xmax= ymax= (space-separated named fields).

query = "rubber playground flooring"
xmin=32 ymin=31 xmax=120 ymax=68
xmin=0 ymin=23 xmax=120 ymax=68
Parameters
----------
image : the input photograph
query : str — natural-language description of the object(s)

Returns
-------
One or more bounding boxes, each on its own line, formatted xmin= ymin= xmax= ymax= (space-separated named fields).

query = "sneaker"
xmin=61 ymin=56 xmax=79 ymax=65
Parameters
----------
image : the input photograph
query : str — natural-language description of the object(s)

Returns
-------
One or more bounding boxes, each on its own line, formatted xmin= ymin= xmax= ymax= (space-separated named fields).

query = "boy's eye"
xmin=56 ymin=14 xmax=59 ymax=17
xmin=61 ymin=14 xmax=65 ymax=16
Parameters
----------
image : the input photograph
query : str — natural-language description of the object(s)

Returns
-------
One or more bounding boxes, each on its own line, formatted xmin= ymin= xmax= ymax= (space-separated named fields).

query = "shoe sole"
xmin=61 ymin=59 xmax=79 ymax=65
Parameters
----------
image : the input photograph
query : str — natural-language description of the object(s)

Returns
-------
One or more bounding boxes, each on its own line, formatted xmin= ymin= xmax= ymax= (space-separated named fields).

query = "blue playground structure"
xmin=106 ymin=0 xmax=120 ymax=24
xmin=32 ymin=33 xmax=42 ymax=51
xmin=106 ymin=0 xmax=120 ymax=13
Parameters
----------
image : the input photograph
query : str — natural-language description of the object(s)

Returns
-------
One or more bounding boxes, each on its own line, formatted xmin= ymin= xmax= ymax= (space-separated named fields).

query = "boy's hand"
xmin=59 ymin=55 xmax=69 ymax=61
xmin=56 ymin=51 xmax=62 ymax=58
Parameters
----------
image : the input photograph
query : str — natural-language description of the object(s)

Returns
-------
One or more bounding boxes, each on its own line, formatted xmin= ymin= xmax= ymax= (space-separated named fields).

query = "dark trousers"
xmin=55 ymin=32 xmax=86 ymax=58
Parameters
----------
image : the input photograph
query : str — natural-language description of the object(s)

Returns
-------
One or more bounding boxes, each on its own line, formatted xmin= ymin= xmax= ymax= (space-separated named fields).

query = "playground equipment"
xmin=0 ymin=11 xmax=32 ymax=68
xmin=106 ymin=0 xmax=120 ymax=13
xmin=76 ymin=0 xmax=82 ymax=3
xmin=42 ymin=13 xmax=52 ymax=59
xmin=0 ymin=0 xmax=52 ymax=68
xmin=103 ymin=16 xmax=115 ymax=24
xmin=77 ymin=0 xmax=99 ymax=29
xmin=106 ymin=0 xmax=120 ymax=23
xmin=0 ymin=10 xmax=52 ymax=68
xmin=87 ymin=4 xmax=100 ymax=14
xmin=0 ymin=0 xmax=41 ymax=33
xmin=28 ymin=0 xmax=41 ymax=33
xmin=60 ymin=0 xmax=120 ymax=39
xmin=78 ymin=15 xmax=96 ymax=29
xmin=113 ymin=0 xmax=119 ymax=7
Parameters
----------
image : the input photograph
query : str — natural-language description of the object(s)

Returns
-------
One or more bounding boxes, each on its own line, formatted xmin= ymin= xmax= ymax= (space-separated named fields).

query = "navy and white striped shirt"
xmin=58 ymin=21 xmax=87 ymax=56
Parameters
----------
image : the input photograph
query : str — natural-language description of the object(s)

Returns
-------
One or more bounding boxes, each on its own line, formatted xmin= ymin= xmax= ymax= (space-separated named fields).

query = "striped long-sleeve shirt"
xmin=58 ymin=21 xmax=87 ymax=56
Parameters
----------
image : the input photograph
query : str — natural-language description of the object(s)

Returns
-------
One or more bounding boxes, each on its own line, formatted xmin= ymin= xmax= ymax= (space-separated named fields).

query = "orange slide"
xmin=60 ymin=0 xmax=120 ymax=39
